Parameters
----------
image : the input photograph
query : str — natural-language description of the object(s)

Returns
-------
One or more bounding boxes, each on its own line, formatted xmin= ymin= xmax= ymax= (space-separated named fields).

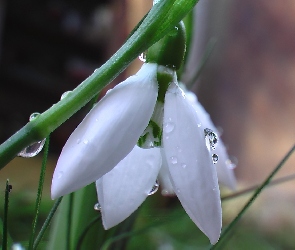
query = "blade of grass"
xmin=33 ymin=197 xmax=63 ymax=249
xmin=28 ymin=136 xmax=50 ymax=250
xmin=211 ymin=143 xmax=295 ymax=249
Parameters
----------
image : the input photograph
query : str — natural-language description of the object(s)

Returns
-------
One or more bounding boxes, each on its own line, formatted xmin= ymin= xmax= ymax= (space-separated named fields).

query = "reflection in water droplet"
xmin=212 ymin=154 xmax=219 ymax=164
xmin=60 ymin=91 xmax=72 ymax=100
xmin=138 ymin=52 xmax=146 ymax=62
xmin=17 ymin=139 xmax=46 ymax=158
xmin=29 ymin=112 xmax=40 ymax=121
xmin=164 ymin=122 xmax=175 ymax=134
xmin=204 ymin=128 xmax=218 ymax=150
xmin=148 ymin=179 xmax=159 ymax=195
xmin=170 ymin=156 xmax=178 ymax=165
xmin=94 ymin=202 xmax=101 ymax=211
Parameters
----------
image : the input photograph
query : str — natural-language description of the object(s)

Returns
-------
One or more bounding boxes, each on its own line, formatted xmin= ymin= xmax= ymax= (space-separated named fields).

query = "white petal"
xmin=96 ymin=145 xmax=161 ymax=229
xmin=187 ymin=91 xmax=237 ymax=190
xmin=51 ymin=63 xmax=158 ymax=199
xmin=163 ymin=83 xmax=222 ymax=244
xmin=158 ymin=149 xmax=175 ymax=196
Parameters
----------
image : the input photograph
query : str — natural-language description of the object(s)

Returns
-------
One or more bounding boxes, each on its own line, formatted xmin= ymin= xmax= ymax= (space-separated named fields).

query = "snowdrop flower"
xmin=52 ymin=21 xmax=222 ymax=244
xmin=52 ymin=63 xmax=222 ymax=244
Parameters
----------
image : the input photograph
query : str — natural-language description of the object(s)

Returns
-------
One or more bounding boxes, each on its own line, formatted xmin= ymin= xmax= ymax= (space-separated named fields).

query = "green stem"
xmin=211 ymin=143 xmax=295 ymax=249
xmin=0 ymin=0 xmax=198 ymax=169
xmin=75 ymin=216 xmax=101 ymax=250
xmin=222 ymin=172 xmax=295 ymax=202
xmin=28 ymin=137 xmax=50 ymax=250
xmin=33 ymin=197 xmax=63 ymax=250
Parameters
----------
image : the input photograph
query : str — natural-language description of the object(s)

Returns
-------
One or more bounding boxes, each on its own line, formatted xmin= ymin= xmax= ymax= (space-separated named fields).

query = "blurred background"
xmin=0 ymin=0 xmax=295 ymax=249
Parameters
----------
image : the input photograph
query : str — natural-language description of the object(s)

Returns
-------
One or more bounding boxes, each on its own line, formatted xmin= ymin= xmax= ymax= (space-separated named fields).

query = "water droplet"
xmin=60 ymin=91 xmax=72 ymax=100
xmin=212 ymin=154 xmax=219 ymax=164
xmin=165 ymin=136 xmax=169 ymax=140
xmin=164 ymin=122 xmax=175 ymax=134
xmin=148 ymin=179 xmax=159 ymax=195
xmin=29 ymin=112 xmax=40 ymax=121
xmin=138 ymin=52 xmax=146 ymax=62
xmin=161 ymin=190 xmax=169 ymax=195
xmin=83 ymin=139 xmax=88 ymax=144
xmin=94 ymin=202 xmax=101 ymax=211
xmin=57 ymin=171 xmax=64 ymax=179
xmin=197 ymin=123 xmax=202 ymax=127
xmin=77 ymin=139 xmax=81 ymax=144
xmin=176 ymin=146 xmax=182 ymax=153
xmin=17 ymin=139 xmax=46 ymax=158
xmin=153 ymin=0 xmax=160 ymax=5
xmin=170 ymin=156 xmax=178 ymax=165
xmin=176 ymin=188 xmax=181 ymax=193
xmin=204 ymin=128 xmax=218 ymax=150
xmin=181 ymin=164 xmax=187 ymax=169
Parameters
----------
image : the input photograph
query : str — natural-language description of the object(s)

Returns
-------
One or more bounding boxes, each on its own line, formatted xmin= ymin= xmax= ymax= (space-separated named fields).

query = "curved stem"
xmin=0 ymin=0 xmax=198 ymax=169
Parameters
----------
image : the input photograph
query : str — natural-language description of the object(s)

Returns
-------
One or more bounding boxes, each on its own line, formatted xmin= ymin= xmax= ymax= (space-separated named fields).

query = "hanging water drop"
xmin=164 ymin=122 xmax=175 ymax=134
xmin=94 ymin=202 xmax=101 ymax=211
xmin=204 ymin=128 xmax=218 ymax=150
xmin=18 ymin=111 xmax=46 ymax=157
xmin=60 ymin=91 xmax=72 ymax=100
xmin=17 ymin=139 xmax=46 ymax=158
xmin=212 ymin=154 xmax=219 ymax=164
xmin=138 ymin=52 xmax=146 ymax=62
xmin=148 ymin=179 xmax=159 ymax=195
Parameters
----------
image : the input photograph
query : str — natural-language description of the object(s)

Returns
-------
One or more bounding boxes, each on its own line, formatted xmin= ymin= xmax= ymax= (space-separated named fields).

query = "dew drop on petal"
xmin=29 ymin=112 xmax=40 ymax=121
xmin=170 ymin=156 xmax=178 ymax=165
xmin=181 ymin=164 xmax=187 ymax=169
xmin=204 ymin=128 xmax=218 ymax=150
xmin=197 ymin=123 xmax=202 ymax=128
xmin=83 ymin=139 xmax=89 ymax=145
xmin=94 ymin=202 xmax=101 ymax=211
xmin=60 ymin=91 xmax=72 ymax=100
xmin=148 ymin=179 xmax=159 ymax=195
xmin=212 ymin=154 xmax=219 ymax=164
xmin=164 ymin=122 xmax=175 ymax=134
xmin=17 ymin=139 xmax=46 ymax=158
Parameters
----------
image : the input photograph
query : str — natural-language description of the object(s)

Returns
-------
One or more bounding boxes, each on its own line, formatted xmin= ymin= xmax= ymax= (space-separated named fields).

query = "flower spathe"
xmin=51 ymin=63 xmax=222 ymax=244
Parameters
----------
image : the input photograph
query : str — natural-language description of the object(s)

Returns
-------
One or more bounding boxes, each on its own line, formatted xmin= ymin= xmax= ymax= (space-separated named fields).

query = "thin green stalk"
xmin=211 ymin=143 xmax=295 ymax=249
xmin=75 ymin=216 xmax=101 ymax=250
xmin=0 ymin=0 xmax=199 ymax=169
xmin=2 ymin=180 xmax=11 ymax=250
xmin=222 ymin=172 xmax=295 ymax=202
xmin=33 ymin=197 xmax=63 ymax=249
xmin=28 ymin=136 xmax=50 ymax=250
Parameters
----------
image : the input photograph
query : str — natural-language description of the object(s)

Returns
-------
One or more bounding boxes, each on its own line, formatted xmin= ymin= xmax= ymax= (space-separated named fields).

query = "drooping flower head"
xmin=51 ymin=20 xmax=234 ymax=245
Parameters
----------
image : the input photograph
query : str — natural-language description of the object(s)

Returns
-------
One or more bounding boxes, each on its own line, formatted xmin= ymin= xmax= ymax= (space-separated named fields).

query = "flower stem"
xmin=33 ymin=197 xmax=63 ymax=250
xmin=0 ymin=0 xmax=198 ymax=169
xmin=211 ymin=143 xmax=295 ymax=249
xmin=28 ymin=136 xmax=50 ymax=250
